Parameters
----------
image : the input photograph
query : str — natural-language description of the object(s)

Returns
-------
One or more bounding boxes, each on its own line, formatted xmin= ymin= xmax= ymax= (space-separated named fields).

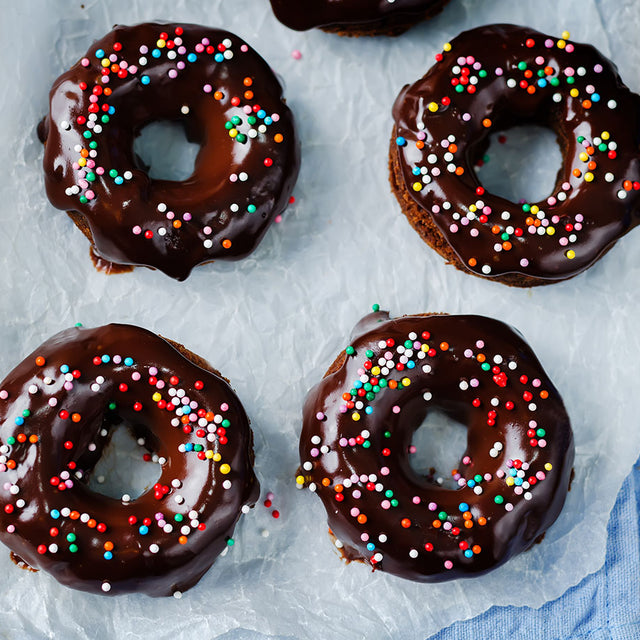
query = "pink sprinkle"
xmin=444 ymin=560 xmax=453 ymax=570
xmin=85 ymin=190 xmax=95 ymax=200
xmin=449 ymin=224 xmax=459 ymax=233
xmin=462 ymin=112 xmax=471 ymax=121
xmin=559 ymin=238 xmax=569 ymax=246
xmin=48 ymin=398 xmax=57 ymax=407
xmin=463 ymin=455 xmax=471 ymax=465
xmin=81 ymin=58 xmax=90 ymax=67
xmin=131 ymin=372 xmax=141 ymax=381
xmin=408 ymin=445 xmax=416 ymax=454
xmin=547 ymin=197 xmax=557 ymax=206
xmin=89 ymin=95 xmax=98 ymax=104
xmin=339 ymin=438 xmax=348 ymax=447
xmin=291 ymin=50 xmax=302 ymax=60
xmin=532 ymin=378 xmax=541 ymax=387
xmin=350 ymin=508 xmax=359 ymax=517
xmin=316 ymin=412 xmax=325 ymax=420
xmin=183 ymin=213 xmax=192 ymax=222
xmin=241 ymin=44 xmax=249 ymax=52
xmin=594 ymin=63 xmax=603 ymax=73
xmin=272 ymin=113 xmax=280 ymax=123
xmin=132 ymin=225 xmax=142 ymax=235
xmin=349 ymin=437 xmax=356 ymax=446
xmin=381 ymin=500 xmax=391 ymax=510
xmin=565 ymin=67 xmax=575 ymax=77
xmin=178 ymin=46 xmax=186 ymax=55
xmin=155 ymin=512 xmax=163 ymax=520
xmin=545 ymin=39 xmax=554 ymax=48
xmin=102 ymin=75 xmax=110 ymax=84
xmin=443 ymin=521 xmax=452 ymax=530
xmin=229 ymin=174 xmax=238 ymax=183
xmin=535 ymin=56 xmax=545 ymax=65
xmin=538 ymin=439 xmax=547 ymax=448
xmin=380 ymin=466 xmax=390 ymax=476
xmin=412 ymin=496 xmax=420 ymax=504
xmin=166 ymin=211 xmax=175 ymax=220
xmin=202 ymin=38 xmax=210 ymax=46
xmin=484 ymin=473 xmax=492 ymax=481
xmin=497 ymin=469 xmax=505 ymax=478
xmin=392 ymin=405 xmax=401 ymax=414
xmin=565 ymin=44 xmax=574 ymax=53
xmin=360 ymin=533 xmax=369 ymax=542
xmin=428 ymin=502 xmax=437 ymax=511
xmin=7 ymin=525 xmax=15 ymax=533
xmin=352 ymin=490 xmax=361 ymax=499
xmin=195 ymin=44 xmax=205 ymax=53
xmin=339 ymin=405 xmax=348 ymax=414
xmin=457 ymin=56 xmax=466 ymax=65
xmin=149 ymin=367 xmax=158 ymax=376
xmin=495 ymin=68 xmax=503 ymax=76
xmin=203 ymin=84 xmax=212 ymax=93
xmin=310 ymin=448 xmax=319 ymax=458
xmin=575 ymin=213 xmax=584 ymax=222
xmin=177 ymin=61 xmax=186 ymax=70
xmin=109 ymin=54 xmax=117 ymax=63
xmin=536 ymin=471 xmax=546 ymax=480
xmin=168 ymin=69 xmax=178 ymax=79
xmin=129 ymin=65 xmax=138 ymax=74
xmin=275 ymin=215 xmax=283 ymax=223
xmin=0 ymin=390 xmax=8 ymax=400
xmin=562 ymin=182 xmax=571 ymax=191
xmin=139 ymin=45 xmax=148 ymax=54
xmin=0 ymin=465 xmax=5 ymax=473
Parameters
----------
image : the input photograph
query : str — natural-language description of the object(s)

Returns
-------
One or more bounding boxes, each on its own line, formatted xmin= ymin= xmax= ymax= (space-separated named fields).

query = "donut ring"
xmin=269 ymin=0 xmax=451 ymax=36
xmin=390 ymin=24 xmax=640 ymax=286
xmin=0 ymin=324 xmax=258 ymax=596
xmin=39 ymin=23 xmax=299 ymax=281
xmin=299 ymin=309 xmax=574 ymax=581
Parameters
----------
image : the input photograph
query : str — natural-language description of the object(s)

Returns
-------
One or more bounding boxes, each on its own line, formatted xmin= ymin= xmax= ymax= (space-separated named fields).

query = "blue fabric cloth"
xmin=428 ymin=459 xmax=640 ymax=640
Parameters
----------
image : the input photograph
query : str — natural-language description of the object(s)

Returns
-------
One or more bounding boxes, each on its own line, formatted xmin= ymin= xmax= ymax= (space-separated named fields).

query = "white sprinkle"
xmin=173 ymin=591 xmax=182 ymax=599
xmin=149 ymin=544 xmax=160 ymax=554
xmin=102 ymin=582 xmax=111 ymax=593
xmin=122 ymin=494 xmax=131 ymax=502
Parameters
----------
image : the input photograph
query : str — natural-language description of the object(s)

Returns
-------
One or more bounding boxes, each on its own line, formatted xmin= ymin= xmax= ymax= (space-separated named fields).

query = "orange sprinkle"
xmin=80 ymin=149 xmax=89 ymax=158
xmin=455 ymin=166 xmax=464 ymax=176
xmin=482 ymin=118 xmax=492 ymax=128
xmin=181 ymin=415 xmax=189 ymax=424
xmin=468 ymin=257 xmax=477 ymax=267
xmin=544 ymin=66 xmax=554 ymax=75
xmin=432 ymin=519 xmax=441 ymax=528
xmin=527 ymin=85 xmax=536 ymax=95
xmin=472 ymin=545 xmax=482 ymax=554
xmin=87 ymin=519 xmax=97 ymax=528
xmin=17 ymin=433 xmax=26 ymax=443
xmin=525 ymin=216 xmax=534 ymax=226
xmin=334 ymin=484 xmax=344 ymax=493
xmin=70 ymin=511 xmax=80 ymax=520
xmin=274 ymin=133 xmax=284 ymax=143
xmin=110 ymin=63 xmax=119 ymax=73
xmin=540 ymin=390 xmax=549 ymax=399
xmin=478 ymin=516 xmax=487 ymax=526
xmin=357 ymin=514 xmax=367 ymax=524
xmin=28 ymin=435 xmax=38 ymax=444
xmin=534 ymin=219 xmax=541 ymax=227
xmin=464 ymin=520 xmax=473 ymax=529
xmin=71 ymin=413 xmax=81 ymax=423
xmin=178 ymin=536 xmax=188 ymax=545
xmin=35 ymin=356 xmax=46 ymax=366
xmin=401 ymin=518 xmax=411 ymax=528
xmin=214 ymin=91 xmax=223 ymax=100
xmin=103 ymin=87 xmax=112 ymax=96
xmin=104 ymin=541 xmax=114 ymax=551
xmin=476 ymin=354 xmax=486 ymax=363
xmin=524 ymin=70 xmax=533 ymax=78
xmin=389 ymin=380 xmax=398 ymax=390
xmin=586 ymin=146 xmax=595 ymax=155
xmin=502 ymin=241 xmax=512 ymax=251
xmin=205 ymin=412 xmax=215 ymax=421
xmin=440 ymin=342 xmax=449 ymax=351
xmin=448 ymin=143 xmax=458 ymax=153
xmin=243 ymin=77 xmax=253 ymax=86
xmin=582 ymin=100 xmax=592 ymax=109
xmin=587 ymin=161 xmax=597 ymax=171
xmin=6 ymin=460 xmax=16 ymax=470
xmin=451 ymin=469 xmax=459 ymax=477
xmin=463 ymin=511 xmax=472 ymax=520
xmin=415 ymin=140 xmax=425 ymax=150
xmin=491 ymin=225 xmax=501 ymax=235
xmin=623 ymin=180 xmax=633 ymax=191
xmin=322 ymin=478 xmax=331 ymax=487
xmin=222 ymin=239 xmax=232 ymax=249
xmin=173 ymin=220 xmax=182 ymax=229
xmin=244 ymin=90 xmax=254 ymax=100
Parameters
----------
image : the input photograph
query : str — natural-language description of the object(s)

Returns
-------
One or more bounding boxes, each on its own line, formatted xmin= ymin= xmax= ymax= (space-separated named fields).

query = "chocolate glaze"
xmin=0 ymin=324 xmax=259 ymax=596
xmin=300 ymin=311 xmax=574 ymax=581
xmin=269 ymin=0 xmax=449 ymax=33
xmin=391 ymin=24 xmax=640 ymax=284
xmin=40 ymin=23 xmax=300 ymax=280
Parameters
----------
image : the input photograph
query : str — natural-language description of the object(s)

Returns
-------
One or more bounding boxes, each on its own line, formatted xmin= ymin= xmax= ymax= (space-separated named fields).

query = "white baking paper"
xmin=0 ymin=0 xmax=639 ymax=638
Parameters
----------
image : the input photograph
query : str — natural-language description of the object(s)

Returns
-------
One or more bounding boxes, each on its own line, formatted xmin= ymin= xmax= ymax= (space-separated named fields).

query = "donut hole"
xmin=408 ymin=410 xmax=468 ymax=489
xmin=87 ymin=424 xmax=162 ymax=501
xmin=133 ymin=120 xmax=200 ymax=182
xmin=474 ymin=124 xmax=562 ymax=204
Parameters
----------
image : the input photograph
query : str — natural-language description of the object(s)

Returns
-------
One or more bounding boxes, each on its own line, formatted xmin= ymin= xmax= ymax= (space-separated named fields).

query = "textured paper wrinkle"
xmin=0 ymin=0 xmax=639 ymax=638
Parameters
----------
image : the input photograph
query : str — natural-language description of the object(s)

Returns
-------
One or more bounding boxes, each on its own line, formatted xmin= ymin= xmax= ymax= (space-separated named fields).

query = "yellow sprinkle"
xmin=352 ymin=412 xmax=360 ymax=421
xmin=421 ymin=344 xmax=429 ymax=352
xmin=601 ymin=131 xmax=610 ymax=140
xmin=443 ymin=42 xmax=452 ymax=52
xmin=506 ymin=477 xmax=515 ymax=486
xmin=152 ymin=392 xmax=161 ymax=402
xmin=205 ymin=450 xmax=214 ymax=459
xmin=78 ymin=158 xmax=87 ymax=167
xmin=220 ymin=464 xmax=231 ymax=475
xmin=101 ymin=58 xmax=110 ymax=67
xmin=561 ymin=30 xmax=571 ymax=40
xmin=584 ymin=172 xmax=594 ymax=182
xmin=412 ymin=182 xmax=423 ymax=191
xmin=469 ymin=204 xmax=477 ymax=212
xmin=546 ymin=226 xmax=556 ymax=236
xmin=566 ymin=250 xmax=576 ymax=260
xmin=213 ymin=453 xmax=222 ymax=462
xmin=530 ymin=205 xmax=539 ymax=214
xmin=570 ymin=88 xmax=579 ymax=98
xmin=428 ymin=101 xmax=439 ymax=112
xmin=557 ymin=39 xmax=566 ymax=49
xmin=545 ymin=463 xmax=553 ymax=471
xmin=296 ymin=475 xmax=305 ymax=485
xmin=371 ymin=366 xmax=381 ymax=376
xmin=401 ymin=377 xmax=411 ymax=387
xmin=157 ymin=39 xmax=166 ymax=48
xmin=229 ymin=129 xmax=238 ymax=138
xmin=579 ymin=152 xmax=589 ymax=162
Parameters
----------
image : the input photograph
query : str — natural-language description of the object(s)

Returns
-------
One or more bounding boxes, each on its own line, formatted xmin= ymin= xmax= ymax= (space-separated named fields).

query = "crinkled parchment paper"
xmin=0 ymin=0 xmax=639 ymax=638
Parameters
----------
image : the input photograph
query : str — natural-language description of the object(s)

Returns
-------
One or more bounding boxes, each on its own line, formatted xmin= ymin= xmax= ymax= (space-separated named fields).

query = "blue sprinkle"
xmin=96 ymin=49 xmax=105 ymax=59
xmin=185 ymin=443 xmax=194 ymax=452
xmin=464 ymin=549 xmax=473 ymax=558
xmin=354 ymin=381 xmax=363 ymax=389
xmin=365 ymin=406 xmax=373 ymax=415
xmin=152 ymin=49 xmax=161 ymax=58
xmin=257 ymin=109 xmax=266 ymax=119
xmin=60 ymin=365 xmax=69 ymax=374
xmin=537 ymin=79 xmax=547 ymax=88
xmin=187 ymin=53 xmax=197 ymax=63
xmin=264 ymin=117 xmax=273 ymax=126
xmin=366 ymin=543 xmax=375 ymax=552
xmin=412 ymin=167 xmax=421 ymax=176
xmin=14 ymin=417 xmax=24 ymax=426
xmin=114 ymin=176 xmax=124 ymax=185
xmin=103 ymin=551 xmax=113 ymax=560
xmin=592 ymin=93 xmax=600 ymax=102
xmin=458 ymin=502 xmax=469 ymax=512
xmin=108 ymin=106 xmax=116 ymax=115
xmin=515 ymin=477 xmax=523 ymax=486
xmin=214 ymin=53 xmax=224 ymax=63
xmin=141 ymin=75 xmax=150 ymax=85
xmin=138 ymin=525 xmax=149 ymax=535
xmin=101 ymin=355 xmax=110 ymax=363
xmin=407 ymin=361 xmax=415 ymax=369
xmin=396 ymin=136 xmax=407 ymax=147
xmin=124 ymin=357 xmax=134 ymax=366
xmin=50 ymin=509 xmax=60 ymax=519
xmin=467 ymin=479 xmax=476 ymax=488
xmin=509 ymin=468 xmax=517 ymax=477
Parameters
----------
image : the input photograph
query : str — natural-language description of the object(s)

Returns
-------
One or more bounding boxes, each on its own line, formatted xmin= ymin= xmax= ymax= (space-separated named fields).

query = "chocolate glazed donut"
xmin=298 ymin=309 xmax=574 ymax=581
xmin=0 ymin=324 xmax=259 ymax=596
xmin=391 ymin=24 xmax=640 ymax=286
xmin=269 ymin=0 xmax=452 ymax=36
xmin=39 ymin=23 xmax=300 ymax=280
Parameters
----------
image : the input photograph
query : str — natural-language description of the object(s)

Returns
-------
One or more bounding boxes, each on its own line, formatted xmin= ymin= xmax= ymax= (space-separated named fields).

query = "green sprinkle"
xmin=478 ymin=70 xmax=487 ymax=78
xmin=474 ymin=474 xmax=482 ymax=483
xmin=108 ymin=402 xmax=116 ymax=411
xmin=598 ymin=143 xmax=607 ymax=152
xmin=7 ymin=437 xmax=15 ymax=445
xmin=346 ymin=346 xmax=355 ymax=355
xmin=362 ymin=440 xmax=371 ymax=449
xmin=365 ymin=392 xmax=375 ymax=401
xmin=247 ymin=116 xmax=257 ymax=125
xmin=481 ymin=362 xmax=491 ymax=371
xmin=74 ymin=322 xmax=83 ymax=327
xmin=385 ymin=490 xmax=394 ymax=498
xmin=222 ymin=419 xmax=231 ymax=428
xmin=174 ymin=514 xmax=184 ymax=522
xmin=517 ymin=61 xmax=527 ymax=71
xmin=501 ymin=232 xmax=509 ymax=241
xmin=455 ymin=85 xmax=464 ymax=93
xmin=522 ymin=203 xmax=531 ymax=213
xmin=365 ymin=350 xmax=374 ymax=358
xmin=69 ymin=544 xmax=78 ymax=553
xmin=372 ymin=304 xmax=380 ymax=312
xmin=109 ymin=169 xmax=118 ymax=178
xmin=226 ymin=537 xmax=235 ymax=546
xmin=247 ymin=204 xmax=257 ymax=213
xmin=22 ymin=410 xmax=30 ymax=418
xmin=224 ymin=121 xmax=233 ymax=130
xmin=67 ymin=533 xmax=76 ymax=542
xmin=231 ymin=116 xmax=242 ymax=125
xmin=494 ymin=495 xmax=504 ymax=505
xmin=82 ymin=131 xmax=92 ymax=139
xmin=390 ymin=499 xmax=399 ymax=507
xmin=379 ymin=379 xmax=388 ymax=388
xmin=549 ymin=77 xmax=560 ymax=87
xmin=236 ymin=134 xmax=247 ymax=144
xmin=536 ymin=428 xmax=546 ymax=437
xmin=79 ymin=196 xmax=88 ymax=204
xmin=577 ymin=136 xmax=585 ymax=143
xmin=89 ymin=141 xmax=98 ymax=149
xmin=86 ymin=172 xmax=96 ymax=182
xmin=438 ymin=511 xmax=448 ymax=521
xmin=384 ymin=431 xmax=391 ymax=439
xmin=404 ymin=340 xmax=412 ymax=349
xmin=101 ymin=115 xmax=110 ymax=123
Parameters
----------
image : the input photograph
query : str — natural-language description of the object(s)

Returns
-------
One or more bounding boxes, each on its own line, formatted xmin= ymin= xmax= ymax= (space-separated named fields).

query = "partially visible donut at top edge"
xmin=269 ymin=0 xmax=452 ymax=36
xmin=39 ymin=23 xmax=300 ymax=281
xmin=390 ymin=24 xmax=640 ymax=286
